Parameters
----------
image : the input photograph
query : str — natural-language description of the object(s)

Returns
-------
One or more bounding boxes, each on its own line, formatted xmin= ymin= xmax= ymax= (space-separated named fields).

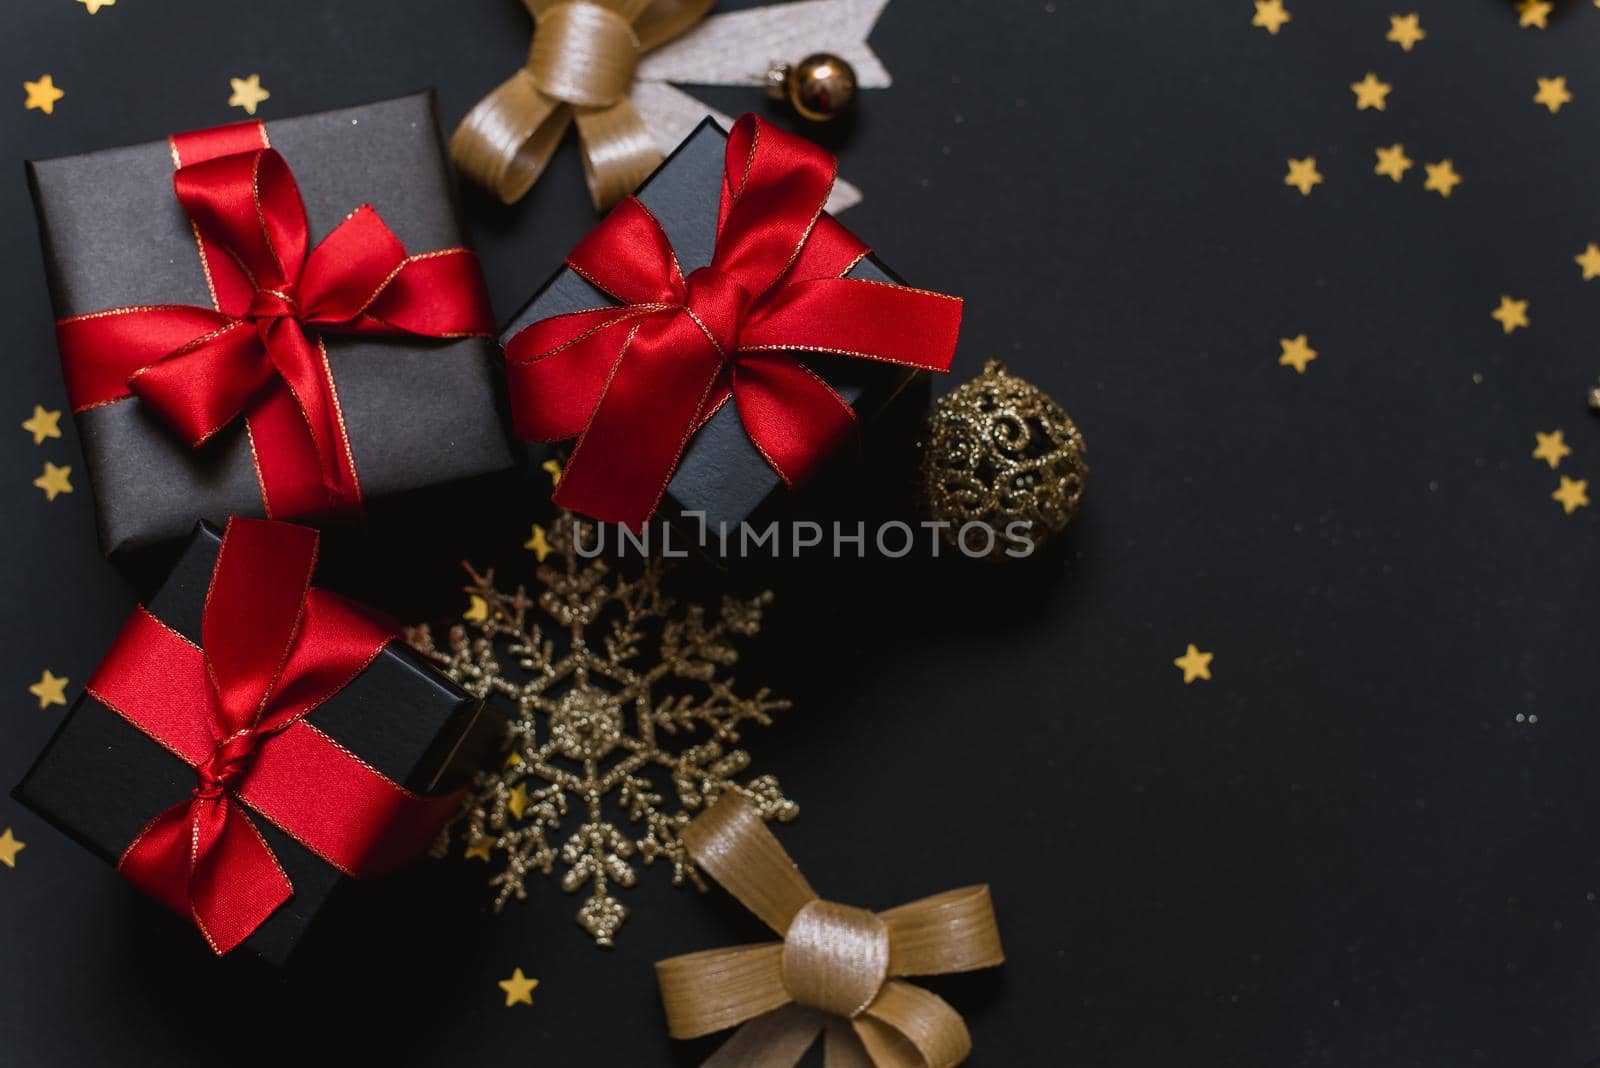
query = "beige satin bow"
xmin=656 ymin=794 xmax=1005 ymax=1067
xmin=452 ymin=0 xmax=714 ymax=209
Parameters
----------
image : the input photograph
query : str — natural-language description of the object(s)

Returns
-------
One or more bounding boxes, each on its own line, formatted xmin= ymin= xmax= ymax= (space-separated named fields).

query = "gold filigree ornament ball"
xmin=919 ymin=358 xmax=1088 ymax=557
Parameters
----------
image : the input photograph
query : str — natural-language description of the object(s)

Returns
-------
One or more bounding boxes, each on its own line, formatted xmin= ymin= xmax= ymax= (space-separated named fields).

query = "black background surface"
xmin=3 ymin=1 xmax=1598 ymax=1065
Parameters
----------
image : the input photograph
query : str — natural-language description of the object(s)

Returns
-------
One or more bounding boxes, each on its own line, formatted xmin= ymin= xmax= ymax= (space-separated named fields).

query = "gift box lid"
xmin=11 ymin=521 xmax=494 ymax=965
xmin=502 ymin=118 xmax=925 ymax=532
xmin=28 ymin=92 xmax=517 ymax=555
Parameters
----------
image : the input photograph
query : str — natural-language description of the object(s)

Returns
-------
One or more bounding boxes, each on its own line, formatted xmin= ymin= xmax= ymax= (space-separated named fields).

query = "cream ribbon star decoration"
xmin=453 ymin=0 xmax=888 ymax=213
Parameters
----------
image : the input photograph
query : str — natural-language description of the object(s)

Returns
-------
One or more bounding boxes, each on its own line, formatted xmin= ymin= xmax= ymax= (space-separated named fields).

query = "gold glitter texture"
xmin=409 ymin=513 xmax=795 ymax=945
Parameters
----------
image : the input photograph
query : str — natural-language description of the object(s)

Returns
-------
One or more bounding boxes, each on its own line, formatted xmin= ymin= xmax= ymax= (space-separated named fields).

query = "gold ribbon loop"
xmin=879 ymin=887 xmax=1005 ymax=978
xmin=657 ymin=793 xmax=1005 ymax=1067
xmin=782 ymin=900 xmax=890 ymax=1018
xmin=858 ymin=981 xmax=972 ymax=1068
xmin=528 ymin=3 xmax=639 ymax=106
xmin=452 ymin=0 xmax=714 ymax=208
xmin=681 ymin=789 xmax=819 ymax=933
xmin=659 ymin=943 xmax=789 ymax=1039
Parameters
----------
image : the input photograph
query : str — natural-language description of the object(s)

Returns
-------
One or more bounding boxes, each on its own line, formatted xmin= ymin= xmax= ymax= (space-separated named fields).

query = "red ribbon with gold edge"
xmin=85 ymin=518 xmax=463 ymax=955
xmin=503 ymin=113 xmax=964 ymax=529
xmin=56 ymin=121 xmax=496 ymax=520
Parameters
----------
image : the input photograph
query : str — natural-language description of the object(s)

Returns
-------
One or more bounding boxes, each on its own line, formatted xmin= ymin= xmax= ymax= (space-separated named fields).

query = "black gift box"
xmin=502 ymin=119 xmax=927 ymax=531
xmin=28 ymin=92 xmax=516 ymax=556
xmin=12 ymin=523 xmax=492 ymax=965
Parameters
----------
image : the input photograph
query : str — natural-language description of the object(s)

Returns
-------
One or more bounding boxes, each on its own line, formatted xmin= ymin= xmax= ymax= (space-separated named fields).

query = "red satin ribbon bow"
xmin=504 ymin=114 xmax=964 ymax=528
xmin=86 ymin=518 xmax=462 ymax=955
xmin=56 ymin=121 xmax=495 ymax=520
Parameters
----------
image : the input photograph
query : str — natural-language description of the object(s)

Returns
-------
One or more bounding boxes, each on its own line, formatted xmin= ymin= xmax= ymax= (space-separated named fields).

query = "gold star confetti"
xmin=1374 ymin=143 xmax=1413 ymax=182
xmin=0 ymin=829 xmax=24 ymax=869
xmin=32 ymin=462 xmax=73 ymax=501
xmin=1174 ymin=644 xmax=1214 ymax=684
xmin=21 ymin=405 xmax=62 ymax=445
xmin=498 ymin=969 xmax=539 ymax=1007
xmin=1351 ymin=72 xmax=1393 ymax=111
xmin=1576 ymin=244 xmax=1600 ymax=281
xmin=23 ymin=75 xmax=64 ymax=115
xmin=1517 ymin=0 xmax=1552 ymax=28
xmin=1533 ymin=430 xmax=1571 ymax=469
xmin=464 ymin=836 xmax=495 ymax=861
xmin=1534 ymin=77 xmax=1572 ymax=114
xmin=1491 ymin=296 xmax=1530 ymax=334
xmin=541 ymin=458 xmax=563 ymax=486
xmin=228 ymin=74 xmax=270 ymax=116
xmin=1423 ymin=159 xmax=1461 ymax=198
xmin=28 ymin=670 xmax=69 ymax=710
xmin=1278 ymin=334 xmax=1318 ymax=373
xmin=463 ymin=594 xmax=489 ymax=622
xmin=523 ymin=523 xmax=553 ymax=562
xmin=1284 ymin=157 xmax=1323 ymax=196
xmin=507 ymin=783 xmax=530 ymax=821
xmin=1553 ymin=476 xmax=1589 ymax=514
xmin=78 ymin=0 xmax=115 ymax=11
xmin=1387 ymin=13 xmax=1425 ymax=51
xmin=1252 ymin=0 xmax=1290 ymax=34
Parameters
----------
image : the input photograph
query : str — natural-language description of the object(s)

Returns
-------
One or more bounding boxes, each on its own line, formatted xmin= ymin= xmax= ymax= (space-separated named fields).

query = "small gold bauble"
xmin=765 ymin=53 xmax=858 ymax=122
xmin=918 ymin=358 xmax=1088 ymax=557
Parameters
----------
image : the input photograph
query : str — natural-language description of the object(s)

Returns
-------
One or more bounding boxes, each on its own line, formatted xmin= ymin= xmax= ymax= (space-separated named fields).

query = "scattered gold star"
xmin=523 ymin=524 xmax=553 ymax=562
xmin=28 ymin=670 xmax=69 ymax=710
xmin=23 ymin=75 xmax=64 ymax=115
xmin=498 ymin=969 xmax=539 ymax=1007
xmin=465 ymin=837 xmax=495 ymax=861
xmin=0 ymin=829 xmax=24 ymax=869
xmin=1533 ymin=430 xmax=1571 ymax=469
xmin=1351 ymin=72 xmax=1393 ymax=111
xmin=32 ymin=462 xmax=72 ymax=501
xmin=1517 ymin=0 xmax=1552 ymax=28
xmin=77 ymin=0 xmax=116 ymax=11
xmin=540 ymin=458 xmax=562 ymax=486
xmin=227 ymin=74 xmax=271 ymax=116
xmin=1374 ymin=143 xmax=1413 ymax=182
xmin=1423 ymin=159 xmax=1461 ymax=198
xmin=507 ymin=783 xmax=530 ymax=821
xmin=1387 ymin=13 xmax=1425 ymax=51
xmin=21 ymin=405 xmax=62 ymax=445
xmin=1284 ymin=156 xmax=1323 ymax=196
xmin=1552 ymin=476 xmax=1589 ymax=514
xmin=503 ymin=750 xmax=524 ymax=770
xmin=1252 ymin=0 xmax=1291 ymax=34
xmin=1491 ymin=296 xmax=1530 ymax=334
xmin=1534 ymin=76 xmax=1572 ymax=114
xmin=1278 ymin=334 xmax=1318 ymax=373
xmin=463 ymin=594 xmax=489 ymax=622
xmin=1576 ymin=244 xmax=1600 ymax=281
xmin=1174 ymin=644 xmax=1214 ymax=684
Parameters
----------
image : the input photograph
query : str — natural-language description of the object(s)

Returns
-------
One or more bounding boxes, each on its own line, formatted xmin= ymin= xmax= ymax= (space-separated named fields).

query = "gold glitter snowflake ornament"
xmin=407 ymin=515 xmax=795 ymax=946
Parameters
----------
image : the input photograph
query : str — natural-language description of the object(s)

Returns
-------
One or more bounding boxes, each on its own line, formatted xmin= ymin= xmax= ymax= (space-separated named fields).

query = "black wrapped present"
xmin=29 ymin=92 xmax=515 ymax=555
xmin=13 ymin=520 xmax=493 ymax=964
xmin=501 ymin=116 xmax=962 ymax=533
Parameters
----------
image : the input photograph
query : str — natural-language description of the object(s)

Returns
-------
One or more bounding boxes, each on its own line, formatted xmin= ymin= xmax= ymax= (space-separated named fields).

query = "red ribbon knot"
xmin=192 ymin=732 xmax=258 ymax=802
xmin=504 ymin=113 xmax=964 ymax=529
xmin=56 ymin=121 xmax=495 ymax=522
xmin=85 ymin=518 xmax=464 ymax=955
xmin=679 ymin=265 xmax=754 ymax=359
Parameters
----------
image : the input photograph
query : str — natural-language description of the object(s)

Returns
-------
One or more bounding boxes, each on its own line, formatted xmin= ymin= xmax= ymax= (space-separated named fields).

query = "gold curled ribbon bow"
xmin=656 ymin=793 xmax=1005 ymax=1067
xmin=452 ymin=0 xmax=715 ymax=209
